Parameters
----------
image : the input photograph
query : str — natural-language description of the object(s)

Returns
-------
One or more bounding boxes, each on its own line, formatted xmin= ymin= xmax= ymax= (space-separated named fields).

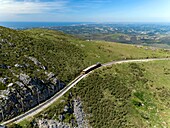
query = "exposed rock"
xmin=42 ymin=66 xmax=48 ymax=70
xmin=52 ymin=78 xmax=58 ymax=85
xmin=0 ymin=75 xmax=66 ymax=122
xmin=15 ymin=81 xmax=25 ymax=87
xmin=19 ymin=73 xmax=31 ymax=85
xmin=0 ymin=125 xmax=6 ymax=128
xmin=7 ymin=83 xmax=14 ymax=88
xmin=47 ymin=72 xmax=55 ymax=80
xmin=58 ymin=114 xmax=64 ymax=121
xmin=37 ymin=119 xmax=70 ymax=128
xmin=64 ymin=105 xmax=69 ymax=112
xmin=14 ymin=64 xmax=25 ymax=68
xmin=28 ymin=56 xmax=42 ymax=66
xmin=0 ymin=78 xmax=8 ymax=84
xmin=35 ymin=98 xmax=90 ymax=128
xmin=73 ymin=99 xmax=89 ymax=128
xmin=0 ymin=52 xmax=67 ymax=122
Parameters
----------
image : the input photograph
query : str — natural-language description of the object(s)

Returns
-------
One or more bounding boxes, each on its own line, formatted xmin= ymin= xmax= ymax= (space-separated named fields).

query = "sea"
xmin=0 ymin=22 xmax=91 ymax=29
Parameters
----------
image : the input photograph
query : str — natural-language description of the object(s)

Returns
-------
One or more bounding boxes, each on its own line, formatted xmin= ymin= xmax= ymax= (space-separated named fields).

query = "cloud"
xmin=0 ymin=0 xmax=68 ymax=14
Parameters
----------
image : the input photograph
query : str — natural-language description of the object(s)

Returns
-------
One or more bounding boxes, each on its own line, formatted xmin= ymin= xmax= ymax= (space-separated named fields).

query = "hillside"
xmin=1 ymin=26 xmax=169 ymax=90
xmin=25 ymin=28 xmax=170 ymax=64
xmin=34 ymin=60 xmax=170 ymax=128
xmin=0 ymin=26 xmax=170 ymax=125
xmin=73 ymin=60 xmax=170 ymax=127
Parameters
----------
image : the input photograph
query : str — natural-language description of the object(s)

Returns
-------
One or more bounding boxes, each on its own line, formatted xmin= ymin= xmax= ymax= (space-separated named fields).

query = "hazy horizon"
xmin=0 ymin=0 xmax=170 ymax=22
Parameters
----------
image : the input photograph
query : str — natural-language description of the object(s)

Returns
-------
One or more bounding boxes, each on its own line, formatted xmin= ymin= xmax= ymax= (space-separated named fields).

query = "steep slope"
xmin=0 ymin=26 xmax=170 ymax=124
xmin=72 ymin=61 xmax=170 ymax=128
xmin=72 ymin=60 xmax=170 ymax=128
xmin=0 ymin=27 xmax=87 ymax=122
xmin=36 ymin=60 xmax=170 ymax=128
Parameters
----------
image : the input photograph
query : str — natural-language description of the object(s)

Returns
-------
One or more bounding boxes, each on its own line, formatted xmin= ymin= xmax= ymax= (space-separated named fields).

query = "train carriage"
xmin=81 ymin=63 xmax=102 ymax=74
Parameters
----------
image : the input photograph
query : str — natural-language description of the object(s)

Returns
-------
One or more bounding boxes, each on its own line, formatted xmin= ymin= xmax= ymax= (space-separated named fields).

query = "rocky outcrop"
xmin=0 ymin=74 xmax=65 ymax=122
xmin=73 ymin=99 xmax=89 ymax=128
xmin=36 ymin=98 xmax=89 ymax=128
xmin=37 ymin=119 xmax=70 ymax=128
xmin=0 ymin=56 xmax=66 ymax=122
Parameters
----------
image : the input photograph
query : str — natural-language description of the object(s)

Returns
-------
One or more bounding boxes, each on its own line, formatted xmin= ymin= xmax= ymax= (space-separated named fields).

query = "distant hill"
xmin=47 ymin=24 xmax=170 ymax=49
xmin=0 ymin=26 xmax=170 ymax=125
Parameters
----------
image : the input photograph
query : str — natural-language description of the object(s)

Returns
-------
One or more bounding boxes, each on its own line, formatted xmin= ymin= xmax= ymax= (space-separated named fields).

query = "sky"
xmin=0 ymin=0 xmax=170 ymax=22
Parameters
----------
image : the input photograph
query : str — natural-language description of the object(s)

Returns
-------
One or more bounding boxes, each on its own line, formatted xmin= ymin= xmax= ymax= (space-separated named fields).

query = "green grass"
xmin=1 ymin=26 xmax=170 ymax=127
xmin=70 ymin=60 xmax=170 ymax=128
xmin=8 ymin=118 xmax=37 ymax=128
xmin=1 ymin=26 xmax=170 ymax=90
xmin=0 ymin=27 xmax=88 ymax=90
xmin=74 ymin=40 xmax=170 ymax=64
xmin=35 ymin=60 xmax=170 ymax=128
xmin=110 ymin=33 xmax=128 ymax=40
xmin=22 ymin=28 xmax=170 ymax=66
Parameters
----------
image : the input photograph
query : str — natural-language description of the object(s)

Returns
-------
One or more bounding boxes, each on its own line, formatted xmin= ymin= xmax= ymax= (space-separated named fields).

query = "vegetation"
xmin=17 ymin=119 xmax=37 ymax=128
xmin=1 ymin=26 xmax=170 ymax=127
xmin=34 ymin=92 xmax=75 ymax=124
xmin=1 ymin=26 xmax=170 ymax=90
xmin=9 ymin=119 xmax=36 ymax=128
xmin=34 ymin=60 xmax=170 ymax=128
xmin=71 ymin=60 xmax=170 ymax=127
xmin=75 ymin=40 xmax=170 ymax=63
xmin=8 ymin=123 xmax=22 ymax=128
xmin=0 ymin=27 xmax=87 ymax=90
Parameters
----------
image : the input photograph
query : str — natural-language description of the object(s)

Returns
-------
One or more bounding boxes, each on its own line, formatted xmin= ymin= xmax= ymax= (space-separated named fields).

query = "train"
xmin=81 ymin=62 xmax=102 ymax=74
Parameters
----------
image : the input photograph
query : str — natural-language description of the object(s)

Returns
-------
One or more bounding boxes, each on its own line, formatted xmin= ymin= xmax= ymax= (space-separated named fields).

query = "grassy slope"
xmin=0 ymin=27 xmax=87 ymax=90
xmin=1 ymin=26 xmax=168 ymax=88
xmin=71 ymin=40 xmax=170 ymax=64
xmin=25 ymin=29 xmax=170 ymax=64
xmin=1 ymin=27 xmax=170 ymax=127
xmin=73 ymin=60 xmax=170 ymax=128
xmin=33 ymin=60 xmax=170 ymax=128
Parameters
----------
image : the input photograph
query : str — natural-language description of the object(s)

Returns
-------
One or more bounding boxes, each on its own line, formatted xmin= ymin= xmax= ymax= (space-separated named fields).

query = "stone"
xmin=64 ymin=105 xmax=69 ymax=112
xmin=73 ymin=99 xmax=88 ymax=128
xmin=19 ymin=74 xmax=31 ymax=85
xmin=47 ymin=72 xmax=55 ymax=80
xmin=37 ymin=119 xmax=70 ymax=128
xmin=28 ymin=56 xmax=41 ymax=66
xmin=15 ymin=81 xmax=25 ymax=87
xmin=0 ymin=78 xmax=8 ymax=84
xmin=7 ymin=83 xmax=14 ymax=88
xmin=14 ymin=64 xmax=25 ymax=68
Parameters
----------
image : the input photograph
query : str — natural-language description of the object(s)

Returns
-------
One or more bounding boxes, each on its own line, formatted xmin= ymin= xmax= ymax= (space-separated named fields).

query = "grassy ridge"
xmin=1 ymin=27 xmax=170 ymax=90
xmin=71 ymin=40 xmax=170 ymax=64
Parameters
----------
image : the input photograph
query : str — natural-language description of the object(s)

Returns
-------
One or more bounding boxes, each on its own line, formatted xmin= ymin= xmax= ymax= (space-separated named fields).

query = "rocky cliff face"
xmin=0 ymin=56 xmax=65 ymax=122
